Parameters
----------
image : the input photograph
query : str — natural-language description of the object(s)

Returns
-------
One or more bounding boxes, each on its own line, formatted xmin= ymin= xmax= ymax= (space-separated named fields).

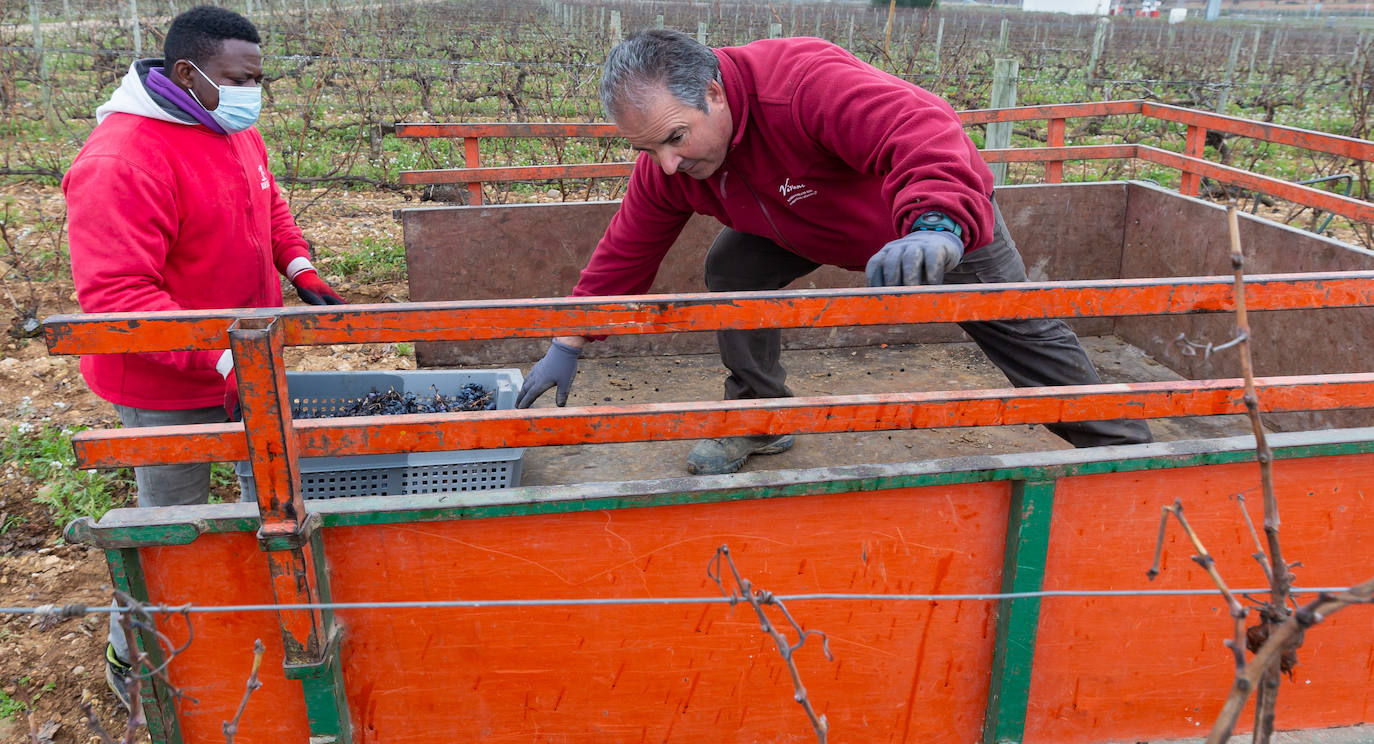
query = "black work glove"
xmin=292 ymin=268 xmax=346 ymax=305
xmin=515 ymin=340 xmax=582 ymax=408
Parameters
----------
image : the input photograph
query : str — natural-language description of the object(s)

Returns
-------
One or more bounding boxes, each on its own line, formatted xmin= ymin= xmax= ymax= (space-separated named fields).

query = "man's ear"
xmin=169 ymin=59 xmax=194 ymax=89
xmin=705 ymin=79 xmax=726 ymax=108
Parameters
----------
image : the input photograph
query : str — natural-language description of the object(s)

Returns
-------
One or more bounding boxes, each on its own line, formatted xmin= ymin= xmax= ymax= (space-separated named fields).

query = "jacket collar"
xmin=714 ymin=48 xmax=750 ymax=154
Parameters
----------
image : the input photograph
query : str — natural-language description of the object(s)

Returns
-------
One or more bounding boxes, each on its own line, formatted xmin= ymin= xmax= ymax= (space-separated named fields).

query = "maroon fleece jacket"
xmin=573 ymin=37 xmax=995 ymax=298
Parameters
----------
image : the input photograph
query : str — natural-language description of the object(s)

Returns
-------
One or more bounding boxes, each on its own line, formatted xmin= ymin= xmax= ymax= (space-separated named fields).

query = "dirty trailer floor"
xmin=517 ymin=335 xmax=1253 ymax=487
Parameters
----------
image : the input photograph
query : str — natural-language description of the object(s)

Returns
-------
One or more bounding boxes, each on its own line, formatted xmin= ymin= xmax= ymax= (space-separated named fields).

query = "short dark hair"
xmin=163 ymin=5 xmax=260 ymax=66
xmin=600 ymin=29 xmax=721 ymax=121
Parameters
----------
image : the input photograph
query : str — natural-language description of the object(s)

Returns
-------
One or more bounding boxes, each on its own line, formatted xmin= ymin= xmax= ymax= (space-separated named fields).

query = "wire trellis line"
xmin=4 ymin=586 xmax=1360 ymax=618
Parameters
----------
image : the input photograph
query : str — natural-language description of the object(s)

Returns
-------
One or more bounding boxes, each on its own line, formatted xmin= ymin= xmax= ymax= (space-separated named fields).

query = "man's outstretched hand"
xmin=865 ymin=230 xmax=964 ymax=287
xmin=515 ymin=340 xmax=583 ymax=408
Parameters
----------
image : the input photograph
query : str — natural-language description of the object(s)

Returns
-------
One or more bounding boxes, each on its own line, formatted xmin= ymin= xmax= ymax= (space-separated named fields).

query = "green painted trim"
xmin=283 ymin=526 xmax=352 ymax=741
xmin=75 ymin=434 xmax=1374 ymax=545
xmin=297 ymin=654 xmax=353 ymax=743
xmin=106 ymin=548 xmax=184 ymax=744
xmin=982 ymin=481 xmax=1056 ymax=744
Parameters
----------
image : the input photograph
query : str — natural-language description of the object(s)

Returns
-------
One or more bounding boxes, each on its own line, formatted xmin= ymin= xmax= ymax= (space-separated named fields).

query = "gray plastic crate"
xmin=236 ymin=369 xmax=524 ymax=500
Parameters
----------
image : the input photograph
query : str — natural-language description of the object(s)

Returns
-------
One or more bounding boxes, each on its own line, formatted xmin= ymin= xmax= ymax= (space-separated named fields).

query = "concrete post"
xmin=988 ymin=59 xmax=1019 ymax=186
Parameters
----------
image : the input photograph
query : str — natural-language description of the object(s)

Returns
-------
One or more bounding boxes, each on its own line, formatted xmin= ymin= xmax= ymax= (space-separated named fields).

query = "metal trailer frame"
xmin=45 ymin=103 xmax=1374 ymax=743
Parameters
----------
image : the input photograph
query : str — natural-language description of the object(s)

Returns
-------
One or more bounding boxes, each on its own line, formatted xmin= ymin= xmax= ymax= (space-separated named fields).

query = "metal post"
xmin=697 ymin=20 xmax=707 ymax=45
xmin=1246 ymin=28 xmax=1261 ymax=84
xmin=229 ymin=317 xmax=352 ymax=744
xmin=987 ymin=58 xmax=1019 ymax=186
xmin=769 ymin=21 xmax=782 ymax=38
xmin=609 ymin=9 xmax=621 ymax=44
xmin=655 ymin=13 xmax=663 ymax=29
xmin=847 ymin=13 xmax=854 ymax=49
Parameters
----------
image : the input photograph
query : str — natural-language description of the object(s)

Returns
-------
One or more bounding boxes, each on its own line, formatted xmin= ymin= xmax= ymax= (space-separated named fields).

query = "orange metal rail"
xmin=66 ymin=373 xmax=1374 ymax=468
xmin=394 ymin=100 xmax=1374 ymax=216
xmin=44 ymin=272 xmax=1374 ymax=470
xmin=44 ymin=272 xmax=1374 ymax=355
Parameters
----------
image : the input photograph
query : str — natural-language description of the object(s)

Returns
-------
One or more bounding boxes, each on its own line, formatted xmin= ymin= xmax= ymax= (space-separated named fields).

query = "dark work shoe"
xmin=685 ymin=434 xmax=795 ymax=475
xmin=105 ymin=642 xmax=133 ymax=712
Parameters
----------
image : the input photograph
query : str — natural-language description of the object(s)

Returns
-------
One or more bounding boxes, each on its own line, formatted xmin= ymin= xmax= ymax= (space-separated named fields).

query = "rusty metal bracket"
xmin=282 ymin=622 xmax=343 ymax=681
xmin=257 ymin=512 xmax=322 ymax=553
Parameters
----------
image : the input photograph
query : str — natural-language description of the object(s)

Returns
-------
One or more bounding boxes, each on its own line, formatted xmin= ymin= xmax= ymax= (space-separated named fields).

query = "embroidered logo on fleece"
xmin=258 ymin=165 xmax=269 ymax=190
xmin=778 ymin=177 xmax=817 ymax=206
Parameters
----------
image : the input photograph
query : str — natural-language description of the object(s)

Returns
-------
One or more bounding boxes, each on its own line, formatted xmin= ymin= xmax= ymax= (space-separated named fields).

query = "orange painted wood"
xmin=979 ymin=144 xmax=1137 ymax=164
xmin=138 ymin=533 xmax=312 ymax=742
xmin=140 ymin=483 xmax=1014 ymax=743
xmin=958 ymin=100 xmax=1143 ymax=125
xmin=43 ymin=273 xmax=1374 ymax=355
xmin=1139 ymin=146 xmax=1374 ymax=224
xmin=1025 ymin=452 xmax=1374 ymax=743
xmin=230 ymin=319 xmax=306 ymax=529
xmin=1180 ymin=125 xmax=1205 ymax=196
xmin=395 ymin=122 xmax=622 ymax=138
xmin=1046 ymin=119 xmax=1067 ymax=183
xmin=399 ymin=162 xmax=635 ymax=185
xmin=1142 ymin=102 xmax=1374 ymax=161
xmin=463 ymin=137 xmax=482 ymax=205
xmin=392 ymin=104 xmax=1374 ymax=198
xmin=68 ymin=374 xmax=1374 ymax=468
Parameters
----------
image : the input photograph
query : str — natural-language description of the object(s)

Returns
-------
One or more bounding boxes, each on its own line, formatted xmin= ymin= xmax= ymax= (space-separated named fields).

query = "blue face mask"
xmin=187 ymin=61 xmax=262 ymax=133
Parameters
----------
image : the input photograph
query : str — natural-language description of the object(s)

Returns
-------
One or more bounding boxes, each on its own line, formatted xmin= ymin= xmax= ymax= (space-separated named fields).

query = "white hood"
xmin=95 ymin=60 xmax=197 ymax=126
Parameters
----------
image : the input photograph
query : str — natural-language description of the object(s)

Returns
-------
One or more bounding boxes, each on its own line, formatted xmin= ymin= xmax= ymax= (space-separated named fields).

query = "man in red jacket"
xmin=62 ymin=4 xmax=344 ymax=708
xmin=517 ymin=29 xmax=1150 ymax=474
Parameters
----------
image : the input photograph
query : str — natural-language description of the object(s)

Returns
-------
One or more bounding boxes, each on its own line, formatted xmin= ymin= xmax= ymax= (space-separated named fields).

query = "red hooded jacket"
xmin=64 ymin=60 xmax=310 ymax=410
xmin=573 ymin=37 xmax=995 ymax=298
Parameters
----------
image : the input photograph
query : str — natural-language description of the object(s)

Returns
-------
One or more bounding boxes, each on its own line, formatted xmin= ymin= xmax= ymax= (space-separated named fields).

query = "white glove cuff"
xmin=285 ymin=257 xmax=315 ymax=281
xmin=215 ymin=350 xmax=234 ymax=378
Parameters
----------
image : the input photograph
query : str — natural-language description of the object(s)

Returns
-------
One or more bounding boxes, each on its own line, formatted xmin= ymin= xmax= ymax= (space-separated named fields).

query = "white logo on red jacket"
xmin=258 ymin=165 xmax=269 ymax=190
xmin=779 ymin=177 xmax=816 ymax=206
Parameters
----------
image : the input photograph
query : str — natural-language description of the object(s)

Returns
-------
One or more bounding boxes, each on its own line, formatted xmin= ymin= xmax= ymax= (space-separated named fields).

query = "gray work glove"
xmin=515 ymin=340 xmax=583 ymax=408
xmin=865 ymin=230 xmax=965 ymax=287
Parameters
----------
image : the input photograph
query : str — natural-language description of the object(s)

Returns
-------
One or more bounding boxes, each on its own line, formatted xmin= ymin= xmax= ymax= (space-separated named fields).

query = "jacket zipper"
xmin=723 ymin=169 xmax=797 ymax=253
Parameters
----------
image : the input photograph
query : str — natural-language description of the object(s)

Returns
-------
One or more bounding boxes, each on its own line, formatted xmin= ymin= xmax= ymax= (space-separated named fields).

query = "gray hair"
xmin=600 ymin=29 xmax=722 ymax=121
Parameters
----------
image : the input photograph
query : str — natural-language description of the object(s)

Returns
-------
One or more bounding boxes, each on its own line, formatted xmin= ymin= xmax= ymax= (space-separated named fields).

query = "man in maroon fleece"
xmin=63 ymin=4 xmax=345 ymax=708
xmin=516 ymin=29 xmax=1151 ymax=474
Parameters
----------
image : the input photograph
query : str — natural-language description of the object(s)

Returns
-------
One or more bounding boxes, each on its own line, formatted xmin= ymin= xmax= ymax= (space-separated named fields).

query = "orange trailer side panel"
xmin=134 ymin=483 xmax=1012 ymax=743
xmin=327 ymin=484 xmax=1011 ymax=744
xmin=1026 ymin=453 xmax=1374 ymax=743
xmin=138 ymin=532 xmax=314 ymax=742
